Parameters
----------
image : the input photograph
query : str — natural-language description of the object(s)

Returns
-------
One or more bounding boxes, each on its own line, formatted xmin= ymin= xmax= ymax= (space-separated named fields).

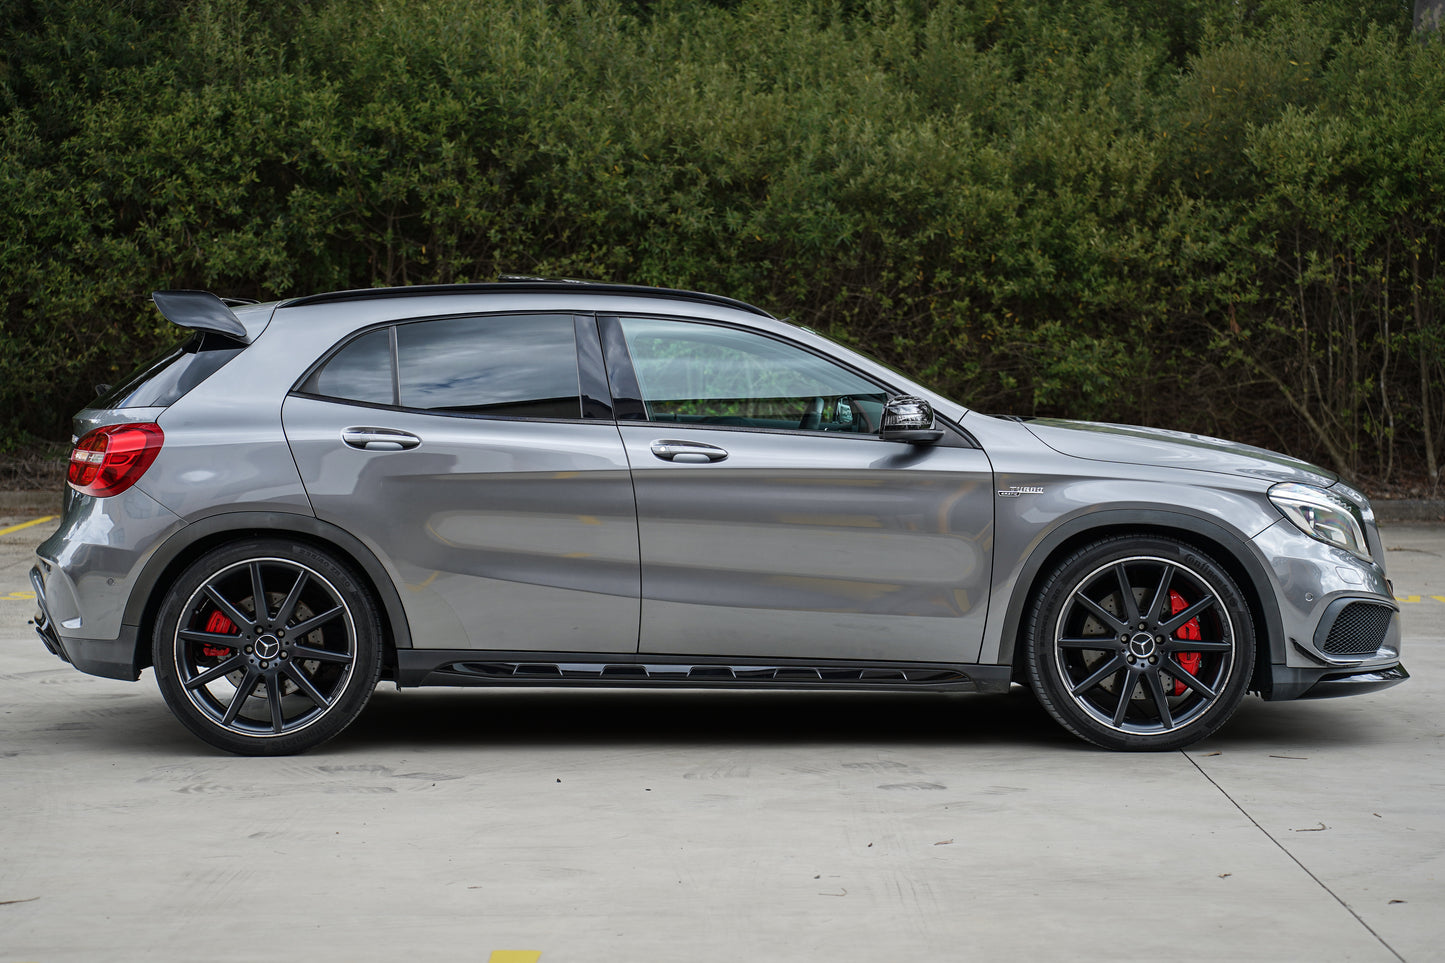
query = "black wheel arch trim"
xmin=123 ymin=511 xmax=414 ymax=668
xmin=996 ymin=508 xmax=1286 ymax=689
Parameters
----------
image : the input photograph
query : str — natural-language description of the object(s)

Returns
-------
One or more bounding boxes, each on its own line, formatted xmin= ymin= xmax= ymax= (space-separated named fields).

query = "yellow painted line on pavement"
xmin=1394 ymin=595 xmax=1445 ymax=603
xmin=3 ymin=591 xmax=36 ymax=602
xmin=0 ymin=515 xmax=57 ymax=537
xmin=488 ymin=953 xmax=541 ymax=963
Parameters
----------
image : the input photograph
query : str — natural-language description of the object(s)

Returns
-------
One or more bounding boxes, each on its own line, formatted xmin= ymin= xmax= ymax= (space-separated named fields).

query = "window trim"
xmin=386 ymin=325 xmax=401 ymax=407
xmin=284 ymin=307 xmax=978 ymax=446
xmin=574 ymin=314 xmax=614 ymax=420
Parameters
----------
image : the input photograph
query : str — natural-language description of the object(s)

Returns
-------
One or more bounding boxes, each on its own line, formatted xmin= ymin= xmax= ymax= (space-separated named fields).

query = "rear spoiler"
xmin=151 ymin=290 xmax=251 ymax=343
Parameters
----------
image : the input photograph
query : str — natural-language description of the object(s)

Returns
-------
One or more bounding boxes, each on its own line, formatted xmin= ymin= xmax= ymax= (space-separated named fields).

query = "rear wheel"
xmin=153 ymin=539 xmax=382 ymax=755
xmin=1024 ymin=535 xmax=1255 ymax=751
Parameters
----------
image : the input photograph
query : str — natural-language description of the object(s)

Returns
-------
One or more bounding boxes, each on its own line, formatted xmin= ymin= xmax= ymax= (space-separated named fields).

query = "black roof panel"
xmin=278 ymin=281 xmax=774 ymax=319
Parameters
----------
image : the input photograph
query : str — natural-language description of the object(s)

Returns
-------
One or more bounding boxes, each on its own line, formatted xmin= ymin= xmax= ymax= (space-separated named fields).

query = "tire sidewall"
xmin=1025 ymin=535 xmax=1256 ymax=751
xmin=152 ymin=538 xmax=382 ymax=755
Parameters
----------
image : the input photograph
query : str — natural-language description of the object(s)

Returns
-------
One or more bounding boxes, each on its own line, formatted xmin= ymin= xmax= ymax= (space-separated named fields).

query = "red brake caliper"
xmin=202 ymin=610 xmax=238 ymax=659
xmin=1169 ymin=590 xmax=1202 ymax=695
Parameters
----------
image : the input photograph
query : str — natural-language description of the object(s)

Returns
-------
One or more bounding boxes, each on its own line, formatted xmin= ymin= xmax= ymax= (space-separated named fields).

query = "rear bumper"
xmin=30 ymin=562 xmax=141 ymax=681
xmin=1264 ymin=662 xmax=1409 ymax=701
xmin=29 ymin=484 xmax=184 ymax=682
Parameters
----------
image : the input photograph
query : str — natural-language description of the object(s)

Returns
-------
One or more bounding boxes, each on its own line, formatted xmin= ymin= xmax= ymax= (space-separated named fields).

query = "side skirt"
xmin=395 ymin=650 xmax=1013 ymax=694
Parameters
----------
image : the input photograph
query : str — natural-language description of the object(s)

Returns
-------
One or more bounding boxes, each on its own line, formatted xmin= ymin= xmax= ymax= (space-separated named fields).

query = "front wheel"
xmin=1024 ymin=535 xmax=1255 ymax=751
xmin=153 ymin=539 xmax=383 ymax=755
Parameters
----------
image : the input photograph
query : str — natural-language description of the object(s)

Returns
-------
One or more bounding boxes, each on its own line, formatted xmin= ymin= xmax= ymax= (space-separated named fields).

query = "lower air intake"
xmin=1319 ymin=602 xmax=1394 ymax=657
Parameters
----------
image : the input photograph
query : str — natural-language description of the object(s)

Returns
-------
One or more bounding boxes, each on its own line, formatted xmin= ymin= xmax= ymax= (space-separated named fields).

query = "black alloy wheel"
xmin=153 ymin=538 xmax=382 ymax=755
xmin=1025 ymin=535 xmax=1255 ymax=751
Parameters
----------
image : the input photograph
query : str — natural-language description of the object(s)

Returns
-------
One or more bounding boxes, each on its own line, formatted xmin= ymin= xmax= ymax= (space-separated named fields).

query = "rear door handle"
xmin=650 ymin=440 xmax=728 ymax=463
xmin=342 ymin=427 xmax=422 ymax=452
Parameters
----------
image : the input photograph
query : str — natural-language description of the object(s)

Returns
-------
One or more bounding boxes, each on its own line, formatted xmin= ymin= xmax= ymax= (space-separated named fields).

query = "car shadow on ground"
xmin=1192 ymin=695 xmax=1407 ymax=752
xmin=338 ymin=685 xmax=1075 ymax=752
xmin=26 ymin=683 xmax=1401 ymax=757
xmin=336 ymin=685 xmax=1402 ymax=755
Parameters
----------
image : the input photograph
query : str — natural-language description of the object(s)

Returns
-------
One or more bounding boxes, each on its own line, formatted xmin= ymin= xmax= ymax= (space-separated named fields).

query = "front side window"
xmin=305 ymin=314 xmax=582 ymax=419
xmin=617 ymin=317 xmax=888 ymax=432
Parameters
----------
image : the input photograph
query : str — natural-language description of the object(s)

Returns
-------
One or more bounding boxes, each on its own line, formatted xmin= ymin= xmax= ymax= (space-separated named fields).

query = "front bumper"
xmin=1251 ymin=517 xmax=1403 ymax=689
xmin=1266 ymin=662 xmax=1409 ymax=701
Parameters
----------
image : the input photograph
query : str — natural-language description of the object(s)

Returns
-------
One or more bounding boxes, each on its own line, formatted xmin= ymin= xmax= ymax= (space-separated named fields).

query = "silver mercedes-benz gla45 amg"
xmin=31 ymin=281 xmax=1407 ymax=754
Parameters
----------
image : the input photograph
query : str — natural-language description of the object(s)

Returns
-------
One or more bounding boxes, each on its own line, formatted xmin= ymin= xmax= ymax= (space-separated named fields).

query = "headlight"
xmin=1269 ymin=482 xmax=1372 ymax=561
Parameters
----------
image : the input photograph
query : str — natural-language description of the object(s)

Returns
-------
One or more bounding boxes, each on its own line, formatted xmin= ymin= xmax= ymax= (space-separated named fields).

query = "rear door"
xmin=283 ymin=313 xmax=640 ymax=653
xmin=603 ymin=315 xmax=994 ymax=665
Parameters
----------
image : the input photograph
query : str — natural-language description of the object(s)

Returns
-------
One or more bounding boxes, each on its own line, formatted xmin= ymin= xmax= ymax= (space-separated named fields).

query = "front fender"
xmin=984 ymin=508 xmax=1287 ymax=686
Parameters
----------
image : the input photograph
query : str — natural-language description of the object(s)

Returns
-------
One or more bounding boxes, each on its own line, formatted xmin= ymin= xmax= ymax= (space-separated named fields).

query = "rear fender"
xmin=123 ymin=512 xmax=415 ymax=668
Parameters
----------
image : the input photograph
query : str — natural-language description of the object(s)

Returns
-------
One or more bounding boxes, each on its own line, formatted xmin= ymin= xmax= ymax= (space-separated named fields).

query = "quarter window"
xmin=308 ymin=328 xmax=394 ymax=406
xmin=618 ymin=317 xmax=887 ymax=433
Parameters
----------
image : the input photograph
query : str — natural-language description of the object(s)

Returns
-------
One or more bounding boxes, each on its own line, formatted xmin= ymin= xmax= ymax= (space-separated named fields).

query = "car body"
xmin=31 ymin=280 xmax=1407 ymax=754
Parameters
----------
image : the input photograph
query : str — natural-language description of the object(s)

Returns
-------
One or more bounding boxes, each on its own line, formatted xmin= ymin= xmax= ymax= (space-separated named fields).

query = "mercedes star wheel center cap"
xmin=1128 ymin=633 xmax=1157 ymax=659
xmin=255 ymin=635 xmax=281 ymax=660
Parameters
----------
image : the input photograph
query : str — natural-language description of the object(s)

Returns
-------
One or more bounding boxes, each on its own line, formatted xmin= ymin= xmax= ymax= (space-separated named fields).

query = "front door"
xmin=604 ymin=315 xmax=994 ymax=665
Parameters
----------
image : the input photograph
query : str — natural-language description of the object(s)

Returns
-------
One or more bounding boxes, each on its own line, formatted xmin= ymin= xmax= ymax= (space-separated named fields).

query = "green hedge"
xmin=2 ymin=0 xmax=1441 ymax=486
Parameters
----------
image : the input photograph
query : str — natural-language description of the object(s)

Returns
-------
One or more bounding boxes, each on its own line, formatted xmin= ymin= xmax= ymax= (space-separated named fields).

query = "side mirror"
xmin=879 ymin=395 xmax=945 ymax=445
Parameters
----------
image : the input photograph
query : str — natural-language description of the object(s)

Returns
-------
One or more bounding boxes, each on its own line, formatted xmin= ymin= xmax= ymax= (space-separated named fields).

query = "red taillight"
xmin=67 ymin=423 xmax=165 ymax=497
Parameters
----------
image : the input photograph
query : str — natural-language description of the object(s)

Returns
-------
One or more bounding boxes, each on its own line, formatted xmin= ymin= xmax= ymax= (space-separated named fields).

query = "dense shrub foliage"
xmin=2 ymin=0 xmax=1441 ymax=486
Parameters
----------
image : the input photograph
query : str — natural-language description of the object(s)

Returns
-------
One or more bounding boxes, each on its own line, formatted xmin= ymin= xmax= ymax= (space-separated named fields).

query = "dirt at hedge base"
xmin=0 ymin=453 xmax=66 ymax=492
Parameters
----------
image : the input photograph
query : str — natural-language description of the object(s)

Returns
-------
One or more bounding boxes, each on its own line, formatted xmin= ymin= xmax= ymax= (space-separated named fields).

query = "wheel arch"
xmin=1000 ymin=510 xmax=1284 ymax=695
xmin=124 ymin=511 xmax=413 ymax=674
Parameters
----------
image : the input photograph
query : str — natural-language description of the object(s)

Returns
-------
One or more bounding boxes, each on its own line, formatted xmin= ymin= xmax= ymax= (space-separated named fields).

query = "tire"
xmin=153 ymin=538 xmax=383 ymax=755
xmin=1023 ymin=535 xmax=1255 ymax=751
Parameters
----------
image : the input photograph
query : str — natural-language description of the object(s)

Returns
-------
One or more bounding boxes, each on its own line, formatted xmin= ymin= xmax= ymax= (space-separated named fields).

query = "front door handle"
xmin=342 ymin=427 xmax=422 ymax=452
xmin=650 ymin=440 xmax=728 ymax=463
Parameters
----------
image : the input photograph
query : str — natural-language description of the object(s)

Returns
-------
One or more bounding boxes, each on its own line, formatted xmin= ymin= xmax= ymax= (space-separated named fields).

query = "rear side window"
xmin=303 ymin=314 xmax=582 ymax=420
xmin=94 ymin=333 xmax=244 ymax=409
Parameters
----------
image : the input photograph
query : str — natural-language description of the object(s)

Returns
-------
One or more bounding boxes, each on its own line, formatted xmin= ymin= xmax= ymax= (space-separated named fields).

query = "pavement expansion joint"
xmin=1182 ymin=750 xmax=1407 ymax=963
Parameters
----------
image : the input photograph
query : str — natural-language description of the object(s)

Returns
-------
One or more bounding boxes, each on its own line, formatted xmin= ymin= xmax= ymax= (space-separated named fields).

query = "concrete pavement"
xmin=1 ymin=511 xmax=1440 ymax=962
